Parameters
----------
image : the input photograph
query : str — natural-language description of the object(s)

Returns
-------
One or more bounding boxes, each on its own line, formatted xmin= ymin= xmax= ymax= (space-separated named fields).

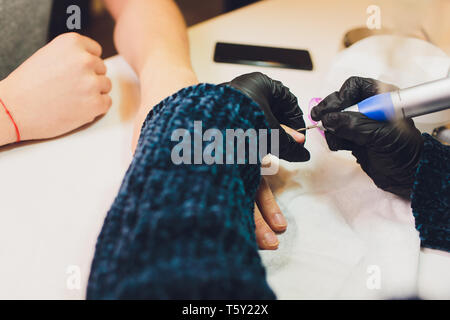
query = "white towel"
xmin=260 ymin=35 xmax=450 ymax=299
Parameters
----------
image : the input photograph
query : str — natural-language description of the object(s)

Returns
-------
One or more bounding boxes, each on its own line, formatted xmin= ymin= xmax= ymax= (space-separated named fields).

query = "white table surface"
xmin=0 ymin=0 xmax=448 ymax=299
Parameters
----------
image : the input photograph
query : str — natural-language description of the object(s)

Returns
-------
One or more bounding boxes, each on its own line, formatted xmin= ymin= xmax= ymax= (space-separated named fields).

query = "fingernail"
xmin=263 ymin=232 xmax=279 ymax=246
xmin=292 ymin=131 xmax=305 ymax=143
xmin=274 ymin=213 xmax=287 ymax=227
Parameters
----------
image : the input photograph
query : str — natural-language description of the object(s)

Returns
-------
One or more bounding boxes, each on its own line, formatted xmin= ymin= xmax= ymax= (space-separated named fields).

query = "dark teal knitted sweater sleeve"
xmin=87 ymin=84 xmax=276 ymax=299
xmin=411 ymin=133 xmax=450 ymax=252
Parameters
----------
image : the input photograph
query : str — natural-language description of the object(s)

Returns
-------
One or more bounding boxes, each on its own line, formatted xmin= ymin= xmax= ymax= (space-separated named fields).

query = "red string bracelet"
xmin=0 ymin=97 xmax=21 ymax=142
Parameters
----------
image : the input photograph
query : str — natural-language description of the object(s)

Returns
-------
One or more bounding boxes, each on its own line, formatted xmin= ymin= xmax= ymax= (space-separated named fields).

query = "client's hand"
xmin=254 ymin=125 xmax=305 ymax=249
xmin=0 ymin=32 xmax=112 ymax=145
xmin=311 ymin=76 xmax=424 ymax=198
xmin=225 ymin=72 xmax=309 ymax=249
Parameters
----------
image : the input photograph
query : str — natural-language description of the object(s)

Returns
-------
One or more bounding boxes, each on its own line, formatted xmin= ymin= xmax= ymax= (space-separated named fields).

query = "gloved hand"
xmin=224 ymin=72 xmax=310 ymax=162
xmin=311 ymin=76 xmax=424 ymax=198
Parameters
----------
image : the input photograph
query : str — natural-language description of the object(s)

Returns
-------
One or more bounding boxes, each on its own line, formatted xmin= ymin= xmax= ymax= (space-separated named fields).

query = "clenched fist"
xmin=0 ymin=33 xmax=112 ymax=145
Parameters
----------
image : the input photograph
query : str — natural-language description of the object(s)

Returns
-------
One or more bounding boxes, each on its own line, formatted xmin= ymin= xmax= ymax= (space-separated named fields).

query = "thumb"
xmin=277 ymin=124 xmax=310 ymax=162
xmin=322 ymin=111 xmax=381 ymax=147
xmin=278 ymin=129 xmax=310 ymax=161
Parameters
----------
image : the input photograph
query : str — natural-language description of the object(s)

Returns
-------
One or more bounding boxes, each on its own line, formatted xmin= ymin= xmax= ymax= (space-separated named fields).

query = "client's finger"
xmin=281 ymin=124 xmax=305 ymax=144
xmin=94 ymin=57 xmax=107 ymax=75
xmin=254 ymin=205 xmax=279 ymax=250
xmin=98 ymin=75 xmax=112 ymax=94
xmin=255 ymin=178 xmax=287 ymax=232
xmin=80 ymin=35 xmax=103 ymax=57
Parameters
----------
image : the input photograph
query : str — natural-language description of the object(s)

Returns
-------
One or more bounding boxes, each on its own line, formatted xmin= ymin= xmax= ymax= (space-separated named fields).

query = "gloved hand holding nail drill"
xmin=226 ymin=73 xmax=448 ymax=251
xmin=311 ymin=76 xmax=425 ymax=199
xmin=311 ymin=76 xmax=449 ymax=251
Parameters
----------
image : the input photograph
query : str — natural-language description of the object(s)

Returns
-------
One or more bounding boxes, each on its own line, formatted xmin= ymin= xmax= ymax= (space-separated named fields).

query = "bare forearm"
xmin=106 ymin=0 xmax=191 ymax=71
xmin=105 ymin=0 xmax=198 ymax=106
xmin=104 ymin=0 xmax=198 ymax=150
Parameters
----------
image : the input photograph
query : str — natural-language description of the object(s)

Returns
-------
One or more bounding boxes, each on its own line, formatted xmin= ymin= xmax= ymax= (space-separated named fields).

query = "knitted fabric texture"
xmin=411 ymin=133 xmax=450 ymax=252
xmin=87 ymin=84 xmax=276 ymax=299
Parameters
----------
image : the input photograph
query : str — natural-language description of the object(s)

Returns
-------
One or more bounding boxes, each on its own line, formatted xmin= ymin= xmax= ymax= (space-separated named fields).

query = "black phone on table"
xmin=214 ymin=42 xmax=313 ymax=71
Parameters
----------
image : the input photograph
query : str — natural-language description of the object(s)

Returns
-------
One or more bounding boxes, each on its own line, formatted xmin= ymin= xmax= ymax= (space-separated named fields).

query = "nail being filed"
xmin=296 ymin=124 xmax=320 ymax=132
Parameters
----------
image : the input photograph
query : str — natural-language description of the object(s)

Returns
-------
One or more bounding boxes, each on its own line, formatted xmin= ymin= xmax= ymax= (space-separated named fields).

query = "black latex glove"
xmin=224 ymin=72 xmax=310 ymax=162
xmin=311 ymin=76 xmax=424 ymax=198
